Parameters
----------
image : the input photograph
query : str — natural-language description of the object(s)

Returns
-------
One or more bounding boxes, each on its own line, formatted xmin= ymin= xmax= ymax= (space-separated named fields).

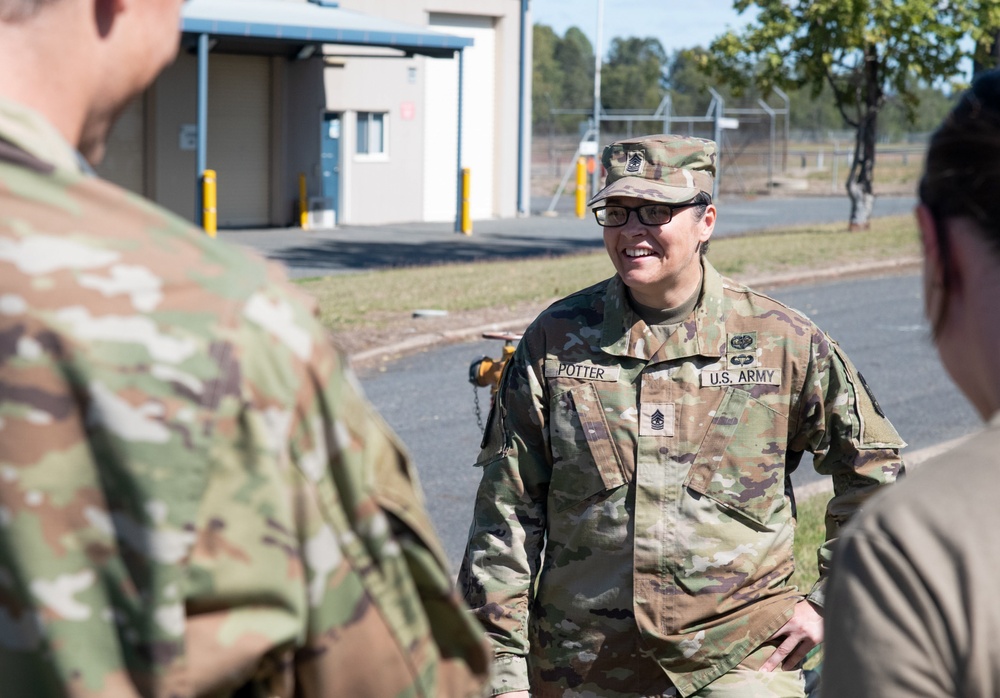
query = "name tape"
xmin=545 ymin=361 xmax=621 ymax=382
xmin=701 ymin=368 xmax=781 ymax=387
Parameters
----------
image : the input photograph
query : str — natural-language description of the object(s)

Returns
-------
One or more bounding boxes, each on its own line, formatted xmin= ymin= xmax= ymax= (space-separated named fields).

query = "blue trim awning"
xmin=181 ymin=0 xmax=473 ymax=57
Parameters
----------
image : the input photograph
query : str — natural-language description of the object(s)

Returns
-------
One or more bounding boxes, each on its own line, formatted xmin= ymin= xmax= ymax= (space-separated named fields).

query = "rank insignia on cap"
xmin=728 ymin=332 xmax=757 ymax=351
xmin=625 ymin=150 xmax=645 ymax=175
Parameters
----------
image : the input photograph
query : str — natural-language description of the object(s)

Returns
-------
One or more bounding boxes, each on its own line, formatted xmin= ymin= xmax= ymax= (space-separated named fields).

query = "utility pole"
xmin=591 ymin=0 xmax=604 ymax=198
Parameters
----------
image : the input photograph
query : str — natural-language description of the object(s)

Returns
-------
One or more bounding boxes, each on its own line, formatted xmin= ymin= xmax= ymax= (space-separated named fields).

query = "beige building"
xmin=98 ymin=0 xmax=530 ymax=229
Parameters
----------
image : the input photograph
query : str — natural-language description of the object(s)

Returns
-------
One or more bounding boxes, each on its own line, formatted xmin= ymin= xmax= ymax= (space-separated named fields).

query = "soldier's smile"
xmin=602 ymin=195 xmax=715 ymax=308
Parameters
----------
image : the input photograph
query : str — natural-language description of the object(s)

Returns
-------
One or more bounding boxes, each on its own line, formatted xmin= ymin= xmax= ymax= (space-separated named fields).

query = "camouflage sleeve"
xmin=788 ymin=331 xmax=905 ymax=607
xmin=458 ymin=337 xmax=550 ymax=695
xmin=220 ymin=275 xmax=490 ymax=697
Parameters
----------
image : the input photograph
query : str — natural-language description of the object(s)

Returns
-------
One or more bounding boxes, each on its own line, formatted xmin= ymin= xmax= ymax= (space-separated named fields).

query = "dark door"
xmin=321 ymin=113 xmax=341 ymax=223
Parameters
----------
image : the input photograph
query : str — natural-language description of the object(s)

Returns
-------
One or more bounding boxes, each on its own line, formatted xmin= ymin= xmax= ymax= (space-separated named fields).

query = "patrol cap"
xmin=588 ymin=134 xmax=716 ymax=206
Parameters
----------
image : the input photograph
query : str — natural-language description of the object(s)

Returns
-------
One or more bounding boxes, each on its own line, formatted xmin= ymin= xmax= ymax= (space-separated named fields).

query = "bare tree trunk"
xmin=847 ymin=44 xmax=880 ymax=231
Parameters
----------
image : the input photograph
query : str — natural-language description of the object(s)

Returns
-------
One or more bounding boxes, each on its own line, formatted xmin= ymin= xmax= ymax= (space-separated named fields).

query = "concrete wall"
xmin=101 ymin=0 xmax=527 ymax=228
xmin=282 ymin=57 xmax=326 ymax=224
xmin=151 ymin=54 xmax=199 ymax=223
xmin=332 ymin=0 xmax=523 ymax=224
xmin=324 ymin=51 xmax=425 ymax=225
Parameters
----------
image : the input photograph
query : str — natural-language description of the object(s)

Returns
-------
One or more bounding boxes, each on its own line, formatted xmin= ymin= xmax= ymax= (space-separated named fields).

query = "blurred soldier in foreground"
xmin=459 ymin=134 xmax=904 ymax=697
xmin=823 ymin=70 xmax=1000 ymax=697
xmin=0 ymin=0 xmax=488 ymax=695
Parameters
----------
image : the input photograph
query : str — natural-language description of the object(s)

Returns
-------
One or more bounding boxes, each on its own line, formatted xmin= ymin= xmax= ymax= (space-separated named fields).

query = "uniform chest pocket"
xmin=684 ymin=387 xmax=788 ymax=527
xmin=549 ymin=382 xmax=628 ymax=512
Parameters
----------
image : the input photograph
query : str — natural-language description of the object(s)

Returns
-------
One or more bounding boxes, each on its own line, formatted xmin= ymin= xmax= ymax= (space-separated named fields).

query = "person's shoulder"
xmin=719 ymin=272 xmax=817 ymax=326
xmin=530 ymin=277 xmax=613 ymax=328
xmin=2 ymin=165 xmax=275 ymax=304
xmin=848 ymin=424 xmax=1000 ymax=540
xmin=713 ymin=270 xmax=827 ymax=358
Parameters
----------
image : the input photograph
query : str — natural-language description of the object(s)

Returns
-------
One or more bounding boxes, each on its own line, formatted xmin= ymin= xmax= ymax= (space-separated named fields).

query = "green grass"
xmin=792 ymin=492 xmax=831 ymax=672
xmin=791 ymin=493 xmax=830 ymax=594
xmin=298 ymin=214 xmax=919 ymax=333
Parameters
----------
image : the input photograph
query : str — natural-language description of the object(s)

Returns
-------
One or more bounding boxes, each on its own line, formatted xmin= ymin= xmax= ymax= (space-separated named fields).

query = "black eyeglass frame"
xmin=592 ymin=202 xmax=700 ymax=228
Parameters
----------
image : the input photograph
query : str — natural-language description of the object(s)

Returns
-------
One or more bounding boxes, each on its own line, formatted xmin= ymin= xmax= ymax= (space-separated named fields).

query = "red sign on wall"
xmin=400 ymin=101 xmax=416 ymax=121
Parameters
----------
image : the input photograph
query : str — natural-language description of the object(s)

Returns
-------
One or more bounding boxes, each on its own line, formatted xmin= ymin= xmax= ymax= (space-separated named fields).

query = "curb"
xmin=349 ymin=256 xmax=922 ymax=365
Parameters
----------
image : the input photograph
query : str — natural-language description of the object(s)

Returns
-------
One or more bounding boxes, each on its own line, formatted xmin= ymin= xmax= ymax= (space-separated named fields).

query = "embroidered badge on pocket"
xmin=639 ymin=402 xmax=675 ymax=437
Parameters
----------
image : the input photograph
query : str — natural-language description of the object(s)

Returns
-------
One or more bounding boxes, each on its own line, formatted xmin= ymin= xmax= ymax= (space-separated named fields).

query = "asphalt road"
xmin=221 ymin=195 xmax=916 ymax=279
xmin=359 ymin=271 xmax=980 ymax=572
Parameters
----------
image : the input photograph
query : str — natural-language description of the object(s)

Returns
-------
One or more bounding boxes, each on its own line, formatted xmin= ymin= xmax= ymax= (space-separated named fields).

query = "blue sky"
xmin=530 ymin=0 xmax=756 ymax=56
xmin=530 ymin=1 xmax=973 ymax=81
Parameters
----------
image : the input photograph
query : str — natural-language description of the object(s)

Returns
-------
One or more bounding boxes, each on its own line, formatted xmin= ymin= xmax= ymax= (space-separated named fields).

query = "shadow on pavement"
xmin=270 ymin=233 xmax=607 ymax=273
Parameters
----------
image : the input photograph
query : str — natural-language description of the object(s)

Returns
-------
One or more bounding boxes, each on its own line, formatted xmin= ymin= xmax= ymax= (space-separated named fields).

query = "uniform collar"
xmin=0 ymin=95 xmax=86 ymax=174
xmin=600 ymin=257 xmax=728 ymax=362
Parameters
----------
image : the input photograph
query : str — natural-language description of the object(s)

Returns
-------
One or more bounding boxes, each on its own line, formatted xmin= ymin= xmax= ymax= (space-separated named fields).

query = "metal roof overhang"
xmin=180 ymin=0 xmax=473 ymax=230
xmin=180 ymin=0 xmax=473 ymax=58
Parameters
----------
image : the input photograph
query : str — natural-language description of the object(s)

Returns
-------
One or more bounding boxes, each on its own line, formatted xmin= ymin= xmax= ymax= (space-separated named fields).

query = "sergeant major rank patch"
xmin=639 ymin=402 xmax=674 ymax=436
xmin=625 ymin=150 xmax=646 ymax=176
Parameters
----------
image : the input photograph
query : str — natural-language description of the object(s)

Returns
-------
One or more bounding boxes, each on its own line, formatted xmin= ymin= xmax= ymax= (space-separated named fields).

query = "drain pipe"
xmin=516 ymin=0 xmax=531 ymax=216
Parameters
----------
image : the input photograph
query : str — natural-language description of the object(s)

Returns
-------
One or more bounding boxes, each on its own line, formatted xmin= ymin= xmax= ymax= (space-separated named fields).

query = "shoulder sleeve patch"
xmin=831 ymin=341 xmax=905 ymax=449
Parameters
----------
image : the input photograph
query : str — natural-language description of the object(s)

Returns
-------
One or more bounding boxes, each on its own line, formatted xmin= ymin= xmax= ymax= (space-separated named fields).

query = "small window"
xmin=356 ymin=112 xmax=386 ymax=156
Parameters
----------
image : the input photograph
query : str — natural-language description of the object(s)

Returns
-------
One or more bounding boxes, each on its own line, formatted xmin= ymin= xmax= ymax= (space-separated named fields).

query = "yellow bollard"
xmin=575 ymin=157 xmax=586 ymax=219
xmin=461 ymin=167 xmax=472 ymax=235
xmin=202 ymin=169 xmax=217 ymax=237
xmin=298 ymin=172 xmax=309 ymax=230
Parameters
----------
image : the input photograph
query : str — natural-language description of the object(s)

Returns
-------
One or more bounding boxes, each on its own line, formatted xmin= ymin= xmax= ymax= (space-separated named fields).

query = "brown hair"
xmin=918 ymin=70 xmax=1000 ymax=334
xmin=0 ymin=0 xmax=63 ymax=22
xmin=691 ymin=190 xmax=713 ymax=255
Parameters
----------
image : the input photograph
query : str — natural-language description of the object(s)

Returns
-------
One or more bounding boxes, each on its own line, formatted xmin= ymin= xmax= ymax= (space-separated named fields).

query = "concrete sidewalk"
xmin=219 ymin=194 xmax=916 ymax=279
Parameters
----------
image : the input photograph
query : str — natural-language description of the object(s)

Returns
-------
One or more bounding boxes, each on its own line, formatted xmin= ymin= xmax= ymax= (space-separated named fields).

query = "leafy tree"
xmin=530 ymin=25 xmax=595 ymax=134
xmin=880 ymin=84 xmax=957 ymax=139
xmin=554 ymin=27 xmax=595 ymax=121
xmin=664 ymin=47 xmax=720 ymax=117
xmin=709 ymin=0 xmax=1000 ymax=229
xmin=601 ymin=37 xmax=669 ymax=112
xmin=532 ymin=24 xmax=563 ymax=128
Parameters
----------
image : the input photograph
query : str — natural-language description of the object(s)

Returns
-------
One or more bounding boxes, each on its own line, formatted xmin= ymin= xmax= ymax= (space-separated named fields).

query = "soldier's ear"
xmin=94 ymin=0 xmax=127 ymax=39
xmin=698 ymin=204 xmax=716 ymax=241
xmin=916 ymin=205 xmax=939 ymax=273
xmin=916 ymin=204 xmax=950 ymax=290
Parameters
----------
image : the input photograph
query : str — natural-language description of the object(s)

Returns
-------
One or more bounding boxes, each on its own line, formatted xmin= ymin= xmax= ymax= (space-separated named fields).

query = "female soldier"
xmin=824 ymin=70 xmax=1000 ymax=697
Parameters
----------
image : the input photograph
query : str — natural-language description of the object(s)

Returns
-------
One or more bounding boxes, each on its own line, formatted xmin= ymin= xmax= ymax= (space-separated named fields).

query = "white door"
xmin=209 ymin=55 xmax=271 ymax=228
xmin=424 ymin=15 xmax=496 ymax=222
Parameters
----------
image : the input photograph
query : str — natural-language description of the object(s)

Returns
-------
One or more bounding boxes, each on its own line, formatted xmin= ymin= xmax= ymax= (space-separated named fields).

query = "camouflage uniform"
xmin=0 ymin=97 xmax=489 ymax=697
xmin=459 ymin=258 xmax=904 ymax=697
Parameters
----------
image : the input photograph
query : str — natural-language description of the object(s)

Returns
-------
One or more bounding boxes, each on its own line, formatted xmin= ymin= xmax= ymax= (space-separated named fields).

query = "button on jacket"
xmin=459 ymin=259 xmax=904 ymax=697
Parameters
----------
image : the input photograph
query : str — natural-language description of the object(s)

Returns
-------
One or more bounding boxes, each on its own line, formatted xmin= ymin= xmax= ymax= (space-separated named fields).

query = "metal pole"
xmin=455 ymin=48 xmax=465 ymax=233
xmin=196 ymin=33 xmax=210 ymax=224
xmin=516 ymin=0 xmax=530 ymax=216
xmin=590 ymin=0 xmax=604 ymax=199
xmin=758 ymin=98 xmax=776 ymax=194
xmin=709 ymin=88 xmax=724 ymax=200
xmin=774 ymin=87 xmax=790 ymax=172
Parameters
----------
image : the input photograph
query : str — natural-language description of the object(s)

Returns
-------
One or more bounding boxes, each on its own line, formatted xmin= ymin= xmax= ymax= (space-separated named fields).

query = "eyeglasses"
xmin=592 ymin=202 xmax=699 ymax=227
